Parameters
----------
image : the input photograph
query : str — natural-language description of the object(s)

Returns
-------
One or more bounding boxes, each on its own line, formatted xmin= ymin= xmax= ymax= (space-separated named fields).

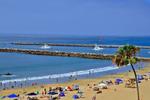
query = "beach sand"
xmin=1 ymin=64 xmax=150 ymax=100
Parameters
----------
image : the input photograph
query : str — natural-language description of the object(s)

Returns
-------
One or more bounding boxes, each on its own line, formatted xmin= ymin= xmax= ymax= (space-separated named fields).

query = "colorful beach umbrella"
xmin=137 ymin=75 xmax=144 ymax=80
xmin=48 ymin=91 xmax=58 ymax=95
xmin=72 ymin=94 xmax=79 ymax=99
xmin=8 ymin=94 xmax=18 ymax=98
xmin=115 ymin=78 xmax=123 ymax=84
xmin=59 ymin=92 xmax=65 ymax=97
xmin=73 ymin=84 xmax=79 ymax=90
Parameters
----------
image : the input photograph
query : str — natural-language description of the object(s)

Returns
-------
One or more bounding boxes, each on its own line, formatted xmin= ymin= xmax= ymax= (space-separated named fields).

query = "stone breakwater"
xmin=0 ymin=48 xmax=113 ymax=60
xmin=0 ymin=48 xmax=150 ymax=62
xmin=12 ymin=42 xmax=150 ymax=49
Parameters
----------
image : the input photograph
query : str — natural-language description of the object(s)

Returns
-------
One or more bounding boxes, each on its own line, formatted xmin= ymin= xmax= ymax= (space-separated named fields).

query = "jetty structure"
xmin=0 ymin=48 xmax=150 ymax=62
xmin=11 ymin=42 xmax=150 ymax=49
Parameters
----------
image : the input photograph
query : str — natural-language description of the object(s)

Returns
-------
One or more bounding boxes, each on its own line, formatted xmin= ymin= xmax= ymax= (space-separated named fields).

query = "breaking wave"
xmin=1 ymin=66 xmax=118 ymax=84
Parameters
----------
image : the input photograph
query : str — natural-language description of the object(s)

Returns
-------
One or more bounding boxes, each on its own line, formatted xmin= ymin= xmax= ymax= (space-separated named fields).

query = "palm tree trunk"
xmin=131 ymin=63 xmax=140 ymax=100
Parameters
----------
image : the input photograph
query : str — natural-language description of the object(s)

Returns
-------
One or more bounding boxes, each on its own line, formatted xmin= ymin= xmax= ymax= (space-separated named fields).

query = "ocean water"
xmin=0 ymin=35 xmax=150 ymax=86
xmin=0 ymin=52 xmax=112 ymax=79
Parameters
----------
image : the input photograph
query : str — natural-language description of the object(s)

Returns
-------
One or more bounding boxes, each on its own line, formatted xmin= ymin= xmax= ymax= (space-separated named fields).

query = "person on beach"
xmin=70 ymin=75 xmax=73 ymax=79
xmin=49 ymin=95 xmax=53 ymax=100
xmin=20 ymin=83 xmax=23 ymax=88
xmin=56 ymin=78 xmax=59 ymax=82
xmin=44 ymin=88 xmax=47 ymax=95
xmin=49 ymin=87 xmax=52 ymax=92
xmin=42 ymin=91 xmax=44 ymax=95
xmin=3 ymin=83 xmax=6 ymax=90
xmin=0 ymin=82 xmax=2 ymax=87
xmin=89 ymin=71 xmax=91 ymax=75
xmin=14 ymin=81 xmax=17 ymax=86
xmin=92 ymin=95 xmax=96 ymax=100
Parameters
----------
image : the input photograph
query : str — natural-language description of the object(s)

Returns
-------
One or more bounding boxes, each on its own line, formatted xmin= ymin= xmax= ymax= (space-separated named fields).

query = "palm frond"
xmin=113 ymin=45 xmax=140 ymax=67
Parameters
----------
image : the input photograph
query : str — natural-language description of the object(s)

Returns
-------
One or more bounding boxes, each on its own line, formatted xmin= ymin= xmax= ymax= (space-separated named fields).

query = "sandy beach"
xmin=0 ymin=63 xmax=150 ymax=100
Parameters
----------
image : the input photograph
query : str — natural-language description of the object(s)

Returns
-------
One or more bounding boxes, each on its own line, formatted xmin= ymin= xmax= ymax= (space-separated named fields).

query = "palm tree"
xmin=113 ymin=45 xmax=140 ymax=100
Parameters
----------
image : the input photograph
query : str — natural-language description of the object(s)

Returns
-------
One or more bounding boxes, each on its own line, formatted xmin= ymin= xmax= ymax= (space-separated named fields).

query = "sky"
xmin=0 ymin=0 xmax=150 ymax=36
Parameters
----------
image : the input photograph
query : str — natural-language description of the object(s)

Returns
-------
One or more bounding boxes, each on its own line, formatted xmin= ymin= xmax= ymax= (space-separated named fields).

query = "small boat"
xmin=1 ymin=73 xmax=16 ymax=77
xmin=0 ymin=73 xmax=13 ymax=76
xmin=93 ymin=44 xmax=103 ymax=51
xmin=4 ymin=73 xmax=12 ymax=76
xmin=41 ymin=44 xmax=51 ymax=49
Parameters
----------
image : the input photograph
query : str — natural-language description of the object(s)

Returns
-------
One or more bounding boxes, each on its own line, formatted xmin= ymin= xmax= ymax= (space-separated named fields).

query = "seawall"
xmin=12 ymin=42 xmax=150 ymax=49
xmin=0 ymin=48 xmax=150 ymax=62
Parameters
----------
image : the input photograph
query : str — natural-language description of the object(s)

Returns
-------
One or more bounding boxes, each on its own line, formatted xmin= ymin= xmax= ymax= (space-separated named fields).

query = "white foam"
xmin=93 ymin=44 xmax=104 ymax=51
xmin=41 ymin=44 xmax=51 ymax=49
xmin=1 ymin=66 xmax=118 ymax=84
xmin=1 ymin=75 xmax=16 ymax=78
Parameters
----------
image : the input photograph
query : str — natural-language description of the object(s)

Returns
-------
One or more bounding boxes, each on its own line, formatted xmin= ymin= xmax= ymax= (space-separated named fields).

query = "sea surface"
xmin=0 ymin=34 xmax=150 ymax=87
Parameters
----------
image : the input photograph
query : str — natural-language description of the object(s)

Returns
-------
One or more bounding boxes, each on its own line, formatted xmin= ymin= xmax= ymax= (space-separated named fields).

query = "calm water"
xmin=0 ymin=35 xmax=149 ymax=84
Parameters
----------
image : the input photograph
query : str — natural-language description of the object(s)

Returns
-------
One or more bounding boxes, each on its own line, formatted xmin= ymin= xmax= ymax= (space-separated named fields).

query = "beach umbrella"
xmin=27 ymin=92 xmax=37 ymax=96
xmin=72 ymin=94 xmax=79 ymax=99
xmin=98 ymin=83 xmax=108 ymax=89
xmin=137 ymin=75 xmax=144 ymax=80
xmin=128 ymin=75 xmax=142 ymax=82
xmin=48 ymin=91 xmax=58 ymax=95
xmin=115 ymin=78 xmax=123 ymax=84
xmin=59 ymin=92 xmax=65 ymax=97
xmin=34 ymin=91 xmax=39 ymax=94
xmin=73 ymin=84 xmax=79 ymax=90
xmin=67 ymin=86 xmax=73 ymax=91
xmin=147 ymin=72 xmax=150 ymax=78
xmin=7 ymin=94 xmax=18 ymax=98
xmin=99 ymin=80 xmax=110 ymax=85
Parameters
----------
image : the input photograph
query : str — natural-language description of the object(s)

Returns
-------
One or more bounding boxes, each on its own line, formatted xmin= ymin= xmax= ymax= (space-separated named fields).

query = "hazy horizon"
xmin=1 ymin=33 xmax=150 ymax=38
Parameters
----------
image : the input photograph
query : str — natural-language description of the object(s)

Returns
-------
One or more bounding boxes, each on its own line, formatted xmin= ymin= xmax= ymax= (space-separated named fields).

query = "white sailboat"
xmin=93 ymin=44 xmax=103 ymax=51
xmin=41 ymin=44 xmax=51 ymax=49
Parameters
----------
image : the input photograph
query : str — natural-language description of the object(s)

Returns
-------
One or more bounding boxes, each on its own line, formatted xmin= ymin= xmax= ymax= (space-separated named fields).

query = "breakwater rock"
xmin=0 ymin=48 xmax=113 ymax=60
xmin=0 ymin=48 xmax=150 ymax=62
xmin=12 ymin=42 xmax=150 ymax=49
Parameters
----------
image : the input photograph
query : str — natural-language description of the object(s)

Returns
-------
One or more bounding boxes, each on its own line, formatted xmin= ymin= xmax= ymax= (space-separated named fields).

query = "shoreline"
xmin=0 ymin=62 xmax=146 ymax=87
xmin=0 ymin=65 xmax=118 ymax=84
xmin=1 ymin=63 xmax=150 ymax=100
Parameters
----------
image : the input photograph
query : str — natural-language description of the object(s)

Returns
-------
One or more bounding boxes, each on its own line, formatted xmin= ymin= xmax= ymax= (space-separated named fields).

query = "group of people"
xmin=0 ymin=81 xmax=38 ymax=90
